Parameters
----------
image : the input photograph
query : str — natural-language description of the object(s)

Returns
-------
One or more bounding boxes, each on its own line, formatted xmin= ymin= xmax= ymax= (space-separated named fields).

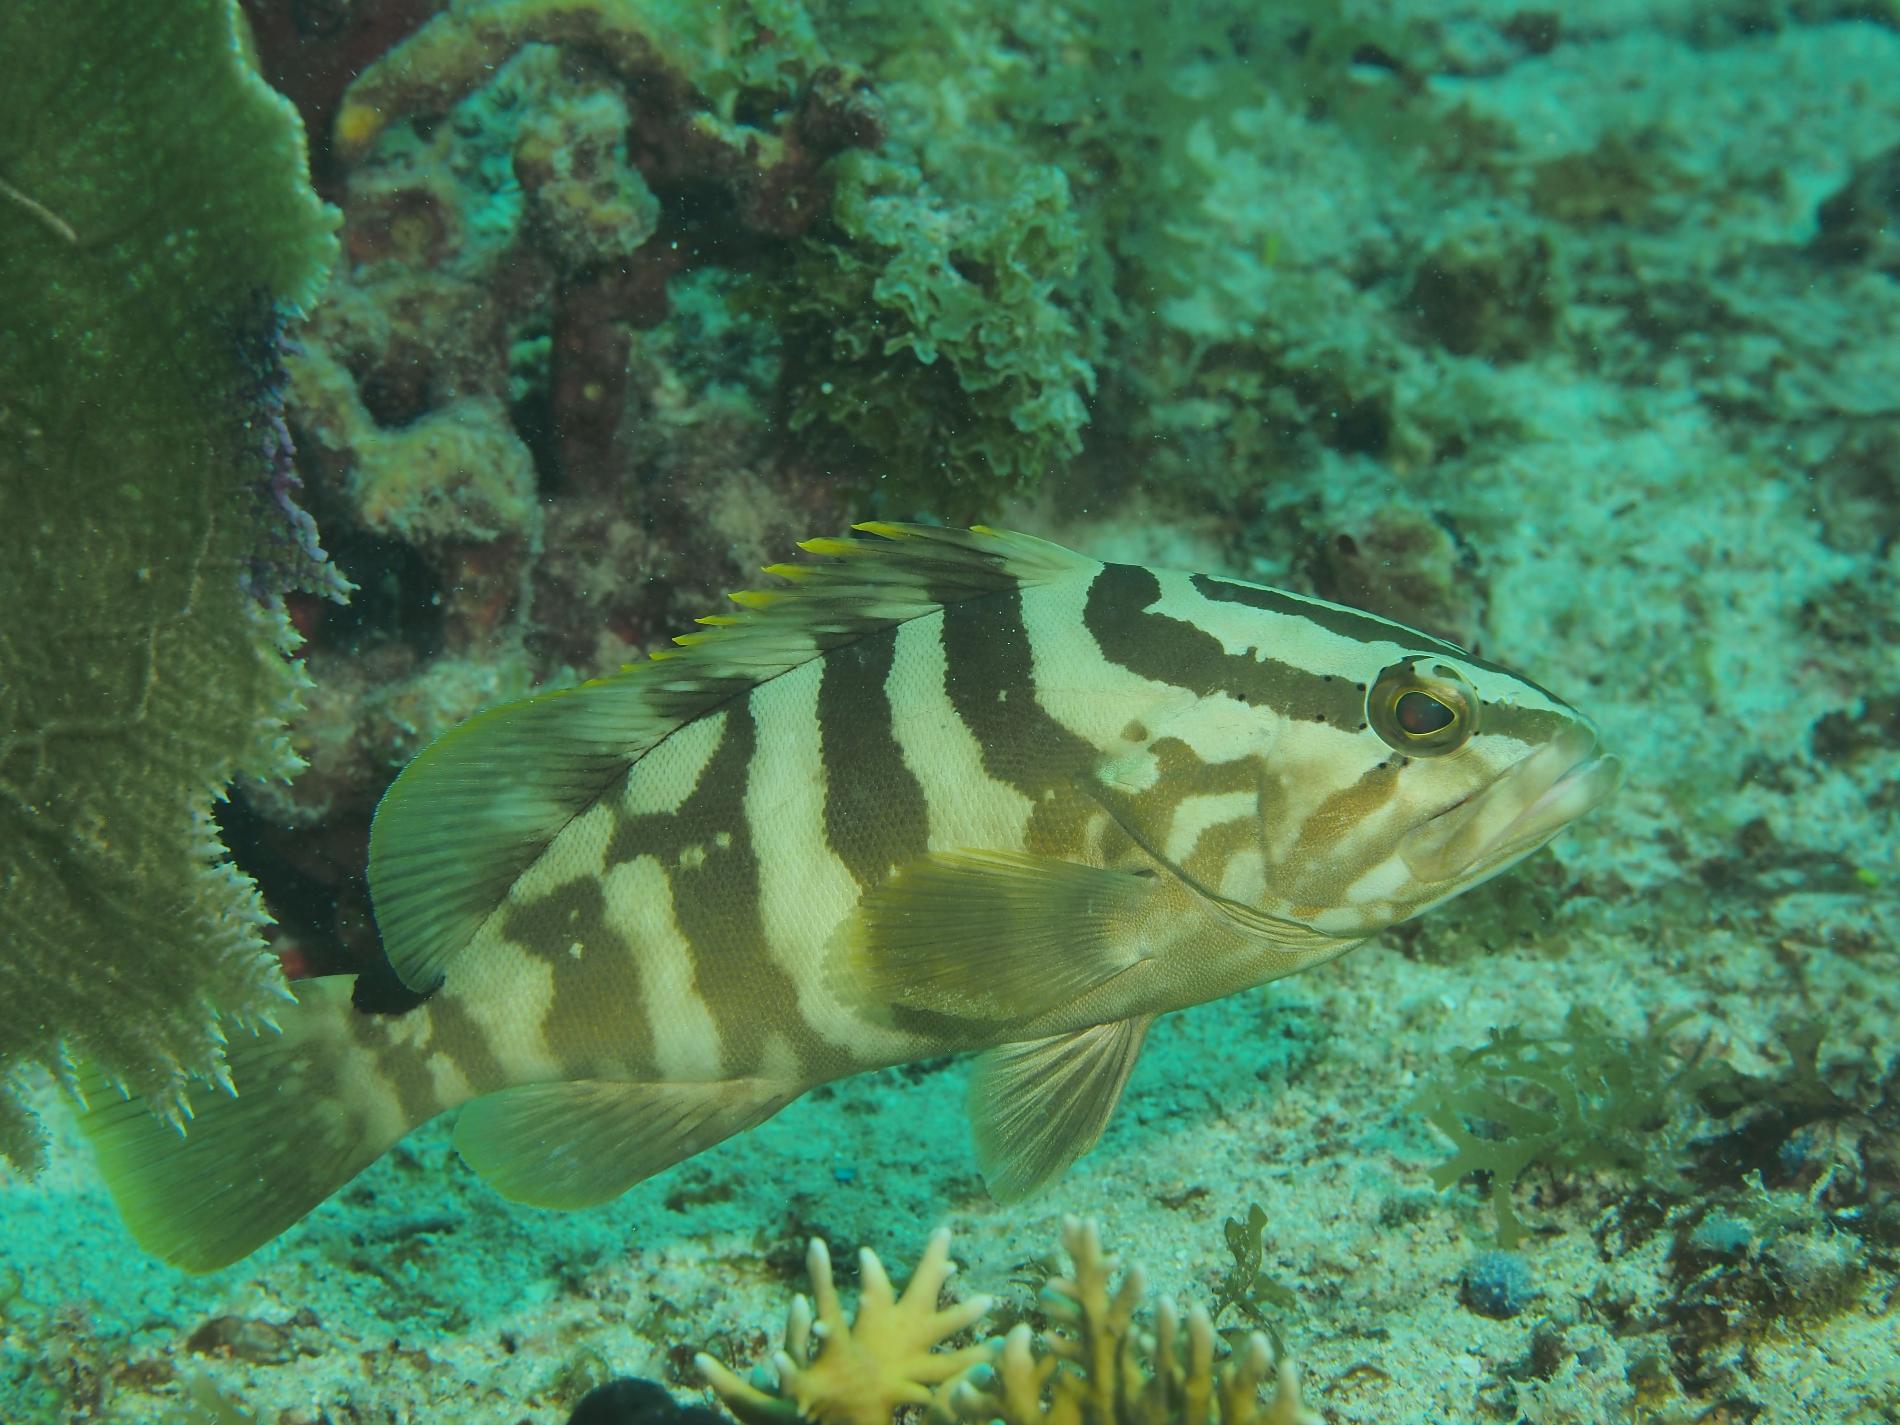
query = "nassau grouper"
xmin=79 ymin=523 xmax=1621 ymax=1270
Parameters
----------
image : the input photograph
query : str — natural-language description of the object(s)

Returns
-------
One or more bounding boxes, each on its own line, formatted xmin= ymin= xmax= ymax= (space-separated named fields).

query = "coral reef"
xmin=698 ymin=1221 xmax=1316 ymax=1425
xmin=243 ymin=0 xmax=1109 ymax=970
xmin=0 ymin=0 xmax=338 ymax=1171
xmin=2 ymin=2 xmax=1898 ymax=1422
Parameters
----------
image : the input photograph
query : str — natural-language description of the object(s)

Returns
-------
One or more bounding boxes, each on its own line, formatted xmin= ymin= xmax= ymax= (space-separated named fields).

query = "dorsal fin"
xmin=367 ymin=523 xmax=1094 ymax=992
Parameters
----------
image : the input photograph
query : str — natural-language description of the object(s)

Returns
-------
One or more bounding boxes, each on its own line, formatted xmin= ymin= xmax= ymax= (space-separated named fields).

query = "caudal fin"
xmin=74 ymin=975 xmax=420 ymax=1273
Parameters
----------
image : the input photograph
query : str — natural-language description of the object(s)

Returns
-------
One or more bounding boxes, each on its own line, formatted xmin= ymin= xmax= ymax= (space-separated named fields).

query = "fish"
xmin=76 ymin=523 xmax=1621 ymax=1271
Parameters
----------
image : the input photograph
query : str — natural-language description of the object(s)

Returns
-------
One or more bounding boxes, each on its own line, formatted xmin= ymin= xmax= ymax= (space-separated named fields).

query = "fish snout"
xmin=1401 ymin=725 xmax=1621 ymax=884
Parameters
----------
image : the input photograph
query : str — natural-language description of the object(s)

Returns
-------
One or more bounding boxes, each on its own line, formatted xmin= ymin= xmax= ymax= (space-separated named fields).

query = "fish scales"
xmin=74 ymin=524 xmax=1622 ymax=1270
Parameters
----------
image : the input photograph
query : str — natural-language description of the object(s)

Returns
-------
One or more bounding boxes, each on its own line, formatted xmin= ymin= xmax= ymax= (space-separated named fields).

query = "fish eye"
xmin=1369 ymin=662 xmax=1477 ymax=755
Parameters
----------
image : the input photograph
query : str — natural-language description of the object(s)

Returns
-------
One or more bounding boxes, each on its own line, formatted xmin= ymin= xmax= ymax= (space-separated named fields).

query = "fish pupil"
xmin=1396 ymin=690 xmax=1456 ymax=735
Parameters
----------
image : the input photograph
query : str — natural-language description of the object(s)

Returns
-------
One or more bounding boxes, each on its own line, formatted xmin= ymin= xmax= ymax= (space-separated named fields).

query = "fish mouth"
xmin=1401 ymin=723 xmax=1622 ymax=885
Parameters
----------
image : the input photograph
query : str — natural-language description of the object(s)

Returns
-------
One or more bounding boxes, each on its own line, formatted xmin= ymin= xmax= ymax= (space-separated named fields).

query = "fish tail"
xmin=74 ymin=975 xmax=428 ymax=1273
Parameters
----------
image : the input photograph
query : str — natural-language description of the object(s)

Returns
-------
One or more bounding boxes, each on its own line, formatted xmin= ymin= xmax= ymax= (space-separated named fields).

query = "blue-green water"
xmin=2 ymin=1 xmax=1897 ymax=1422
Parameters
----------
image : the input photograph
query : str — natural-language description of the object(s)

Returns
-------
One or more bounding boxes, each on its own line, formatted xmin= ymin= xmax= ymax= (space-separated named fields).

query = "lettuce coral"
xmin=0 ymin=0 xmax=339 ymax=1170
xmin=768 ymin=153 xmax=1095 ymax=507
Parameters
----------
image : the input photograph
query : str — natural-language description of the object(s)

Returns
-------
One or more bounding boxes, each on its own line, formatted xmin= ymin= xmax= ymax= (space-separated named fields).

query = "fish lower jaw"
xmin=1504 ymin=751 xmax=1622 ymax=847
xmin=1399 ymin=740 xmax=1621 ymax=885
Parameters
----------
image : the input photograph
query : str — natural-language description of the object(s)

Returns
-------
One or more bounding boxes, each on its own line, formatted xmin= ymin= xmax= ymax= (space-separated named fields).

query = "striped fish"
xmin=78 ymin=524 xmax=1620 ymax=1271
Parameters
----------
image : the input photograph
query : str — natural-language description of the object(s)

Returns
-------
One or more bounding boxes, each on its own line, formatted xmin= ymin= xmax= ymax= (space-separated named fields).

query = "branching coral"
xmin=0 ymin=0 xmax=338 ymax=1171
xmin=697 ymin=1221 xmax=1316 ymax=1425
xmin=696 ymin=1228 xmax=994 ymax=1425
xmin=957 ymin=1219 xmax=1316 ymax=1425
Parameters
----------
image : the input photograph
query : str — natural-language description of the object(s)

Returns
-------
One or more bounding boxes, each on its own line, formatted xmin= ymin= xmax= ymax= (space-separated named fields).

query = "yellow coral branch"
xmin=698 ymin=1228 xmax=995 ymax=1425
xmin=697 ymin=1220 xmax=1318 ymax=1425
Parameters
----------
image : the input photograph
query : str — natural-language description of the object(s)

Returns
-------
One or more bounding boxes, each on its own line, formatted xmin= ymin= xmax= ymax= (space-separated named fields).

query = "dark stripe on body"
xmin=1177 ymin=572 xmax=1584 ymax=780
xmin=1086 ymin=565 xmax=1364 ymax=727
xmin=1285 ymin=762 xmax=1402 ymax=867
xmin=1191 ymin=571 xmax=1466 ymax=656
xmin=1120 ymin=736 xmax=1262 ymax=822
xmin=1179 ymin=812 xmax=1266 ymax=888
xmin=345 ymin=1008 xmax=449 ymax=1127
xmin=1472 ymin=700 xmax=1574 ymax=747
xmin=817 ymin=629 xmax=929 ymax=888
xmin=424 ymin=995 xmax=508 ymax=1096
xmin=939 ymin=589 xmax=1100 ymax=854
xmin=605 ymin=700 xmax=834 ymax=1079
xmin=1190 ymin=572 xmax=1577 ymax=715
xmin=501 ymin=876 xmax=654 ymax=1080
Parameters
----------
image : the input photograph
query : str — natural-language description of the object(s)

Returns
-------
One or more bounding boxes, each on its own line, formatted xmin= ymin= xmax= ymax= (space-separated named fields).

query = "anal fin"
xmin=452 ymin=1078 xmax=792 ymax=1209
xmin=969 ymin=1015 xmax=1154 ymax=1202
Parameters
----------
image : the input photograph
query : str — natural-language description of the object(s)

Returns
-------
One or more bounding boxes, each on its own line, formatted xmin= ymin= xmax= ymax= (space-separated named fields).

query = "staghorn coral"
xmin=0 ymin=0 xmax=338 ymax=1171
xmin=697 ymin=1221 xmax=1316 ymax=1425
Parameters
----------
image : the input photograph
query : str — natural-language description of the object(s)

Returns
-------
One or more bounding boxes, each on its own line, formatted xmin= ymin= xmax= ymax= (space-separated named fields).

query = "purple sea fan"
xmin=234 ymin=298 xmax=352 ymax=608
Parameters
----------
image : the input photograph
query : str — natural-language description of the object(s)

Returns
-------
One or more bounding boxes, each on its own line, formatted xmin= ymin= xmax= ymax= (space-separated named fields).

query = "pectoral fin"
xmin=969 ymin=1015 xmax=1154 ymax=1202
xmin=846 ymin=851 xmax=1159 ymax=1022
xmin=452 ymin=1078 xmax=791 ymax=1209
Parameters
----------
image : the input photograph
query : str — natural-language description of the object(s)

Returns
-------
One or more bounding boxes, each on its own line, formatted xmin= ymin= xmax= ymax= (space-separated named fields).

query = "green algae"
xmin=1211 ymin=1203 xmax=1302 ymax=1335
xmin=1415 ymin=1009 xmax=1722 ymax=1248
xmin=0 ymin=0 xmax=338 ymax=1170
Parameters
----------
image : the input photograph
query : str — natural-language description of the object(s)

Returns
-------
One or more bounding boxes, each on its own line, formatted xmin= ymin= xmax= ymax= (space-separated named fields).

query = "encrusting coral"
xmin=697 ymin=1221 xmax=1316 ymax=1425
xmin=0 ymin=0 xmax=338 ymax=1172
